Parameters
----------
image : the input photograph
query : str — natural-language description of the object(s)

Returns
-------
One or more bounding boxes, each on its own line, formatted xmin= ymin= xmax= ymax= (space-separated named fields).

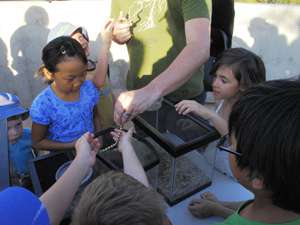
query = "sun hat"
xmin=47 ymin=22 xmax=89 ymax=43
xmin=0 ymin=92 xmax=29 ymax=120
xmin=0 ymin=187 xmax=50 ymax=225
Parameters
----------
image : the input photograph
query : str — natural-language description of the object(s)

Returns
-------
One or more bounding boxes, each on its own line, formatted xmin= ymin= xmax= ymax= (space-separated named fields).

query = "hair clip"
xmin=60 ymin=46 xmax=66 ymax=55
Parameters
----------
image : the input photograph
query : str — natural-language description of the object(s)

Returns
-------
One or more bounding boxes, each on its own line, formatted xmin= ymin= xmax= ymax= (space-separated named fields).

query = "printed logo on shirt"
xmin=128 ymin=0 xmax=167 ymax=32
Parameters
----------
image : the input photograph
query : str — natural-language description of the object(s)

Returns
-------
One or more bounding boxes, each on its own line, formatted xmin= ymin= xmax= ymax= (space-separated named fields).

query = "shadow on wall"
xmin=233 ymin=17 xmax=300 ymax=80
xmin=289 ymin=18 xmax=300 ymax=77
xmin=0 ymin=38 xmax=15 ymax=95
xmin=10 ymin=6 xmax=49 ymax=107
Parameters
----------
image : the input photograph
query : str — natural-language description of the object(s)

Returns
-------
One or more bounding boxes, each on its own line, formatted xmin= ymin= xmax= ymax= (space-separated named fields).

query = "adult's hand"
xmin=112 ymin=11 xmax=132 ymax=44
xmin=114 ymin=86 xmax=161 ymax=125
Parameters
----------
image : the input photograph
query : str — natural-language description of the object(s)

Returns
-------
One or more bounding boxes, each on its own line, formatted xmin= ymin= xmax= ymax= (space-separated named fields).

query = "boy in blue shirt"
xmin=0 ymin=92 xmax=33 ymax=187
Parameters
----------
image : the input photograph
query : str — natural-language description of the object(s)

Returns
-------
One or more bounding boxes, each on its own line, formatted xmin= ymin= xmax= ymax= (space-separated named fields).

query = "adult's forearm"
xmin=148 ymin=41 xmax=209 ymax=98
xmin=40 ymin=157 xmax=89 ymax=225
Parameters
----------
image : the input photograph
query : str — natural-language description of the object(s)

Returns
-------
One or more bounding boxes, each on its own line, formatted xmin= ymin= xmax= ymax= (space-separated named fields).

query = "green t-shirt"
xmin=111 ymin=0 xmax=211 ymax=101
xmin=215 ymin=201 xmax=300 ymax=225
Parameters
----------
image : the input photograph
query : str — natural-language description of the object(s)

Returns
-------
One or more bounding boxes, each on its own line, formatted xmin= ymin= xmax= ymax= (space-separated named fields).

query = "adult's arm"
xmin=148 ymin=18 xmax=210 ymax=98
xmin=114 ymin=18 xmax=211 ymax=124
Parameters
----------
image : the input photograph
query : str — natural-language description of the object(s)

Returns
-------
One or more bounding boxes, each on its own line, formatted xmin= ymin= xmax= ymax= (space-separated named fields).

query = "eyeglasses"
xmin=87 ymin=59 xmax=96 ymax=72
xmin=217 ymin=134 xmax=242 ymax=157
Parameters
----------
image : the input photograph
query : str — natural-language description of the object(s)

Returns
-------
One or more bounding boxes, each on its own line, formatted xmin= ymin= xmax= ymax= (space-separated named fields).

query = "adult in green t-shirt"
xmin=111 ymin=0 xmax=212 ymax=125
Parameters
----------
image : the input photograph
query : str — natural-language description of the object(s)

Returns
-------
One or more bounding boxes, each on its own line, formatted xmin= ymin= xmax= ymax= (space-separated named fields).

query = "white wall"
xmin=0 ymin=1 xmax=299 ymax=106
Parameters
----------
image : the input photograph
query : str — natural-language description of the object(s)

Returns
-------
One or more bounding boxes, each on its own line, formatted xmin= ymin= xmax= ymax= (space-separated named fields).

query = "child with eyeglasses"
xmin=191 ymin=80 xmax=300 ymax=224
xmin=30 ymin=20 xmax=113 ymax=151
xmin=175 ymin=48 xmax=266 ymax=177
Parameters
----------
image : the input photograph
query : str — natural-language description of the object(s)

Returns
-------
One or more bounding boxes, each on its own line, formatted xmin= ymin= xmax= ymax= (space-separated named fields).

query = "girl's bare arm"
xmin=31 ymin=123 xmax=75 ymax=150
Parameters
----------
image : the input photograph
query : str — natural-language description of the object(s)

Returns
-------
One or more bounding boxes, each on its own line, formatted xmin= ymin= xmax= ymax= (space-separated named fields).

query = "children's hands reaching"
xmin=101 ymin=19 xmax=115 ymax=49
xmin=175 ymin=100 xmax=214 ymax=120
xmin=75 ymin=132 xmax=100 ymax=167
xmin=111 ymin=127 xmax=134 ymax=152
xmin=175 ymin=100 xmax=202 ymax=115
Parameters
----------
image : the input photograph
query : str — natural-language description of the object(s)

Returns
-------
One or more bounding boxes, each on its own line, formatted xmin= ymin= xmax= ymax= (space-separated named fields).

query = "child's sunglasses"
xmin=87 ymin=59 xmax=96 ymax=72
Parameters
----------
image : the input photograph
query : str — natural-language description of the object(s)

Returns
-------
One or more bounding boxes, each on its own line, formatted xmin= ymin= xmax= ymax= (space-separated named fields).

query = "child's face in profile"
xmin=71 ymin=32 xmax=90 ymax=56
xmin=52 ymin=57 xmax=87 ymax=95
xmin=212 ymin=66 xmax=239 ymax=101
xmin=8 ymin=118 xmax=23 ymax=144
xmin=228 ymin=135 xmax=253 ymax=191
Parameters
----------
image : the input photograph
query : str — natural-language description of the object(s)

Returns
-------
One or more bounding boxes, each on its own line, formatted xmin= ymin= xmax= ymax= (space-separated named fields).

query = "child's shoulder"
xmin=30 ymin=87 xmax=56 ymax=118
xmin=81 ymin=80 xmax=100 ymax=99
xmin=82 ymin=79 xmax=96 ymax=90
xmin=32 ymin=86 xmax=53 ymax=104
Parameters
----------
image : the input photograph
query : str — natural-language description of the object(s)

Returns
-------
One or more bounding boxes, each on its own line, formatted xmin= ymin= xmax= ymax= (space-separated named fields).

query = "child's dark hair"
xmin=71 ymin=171 xmax=166 ymax=225
xmin=7 ymin=112 xmax=29 ymax=121
xmin=211 ymin=48 xmax=266 ymax=89
xmin=229 ymin=79 xmax=300 ymax=213
xmin=39 ymin=36 xmax=87 ymax=83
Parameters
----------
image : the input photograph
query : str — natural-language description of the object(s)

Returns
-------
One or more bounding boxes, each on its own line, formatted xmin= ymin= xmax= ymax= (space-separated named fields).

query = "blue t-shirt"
xmin=30 ymin=80 xmax=100 ymax=143
xmin=9 ymin=128 xmax=33 ymax=175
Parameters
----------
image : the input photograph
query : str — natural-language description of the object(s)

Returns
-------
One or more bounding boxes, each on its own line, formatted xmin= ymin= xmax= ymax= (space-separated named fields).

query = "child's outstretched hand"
xmin=101 ymin=19 xmax=114 ymax=49
xmin=175 ymin=100 xmax=213 ymax=120
xmin=75 ymin=132 xmax=101 ymax=167
xmin=111 ymin=127 xmax=134 ymax=153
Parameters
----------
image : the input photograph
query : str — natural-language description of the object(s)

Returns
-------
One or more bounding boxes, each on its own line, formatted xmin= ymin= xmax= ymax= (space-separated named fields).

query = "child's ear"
xmin=251 ymin=177 xmax=264 ymax=190
xmin=38 ymin=65 xmax=53 ymax=81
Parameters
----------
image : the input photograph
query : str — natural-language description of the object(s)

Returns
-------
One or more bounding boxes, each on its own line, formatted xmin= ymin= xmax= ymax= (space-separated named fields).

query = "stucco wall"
xmin=0 ymin=1 xmax=299 ymax=107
